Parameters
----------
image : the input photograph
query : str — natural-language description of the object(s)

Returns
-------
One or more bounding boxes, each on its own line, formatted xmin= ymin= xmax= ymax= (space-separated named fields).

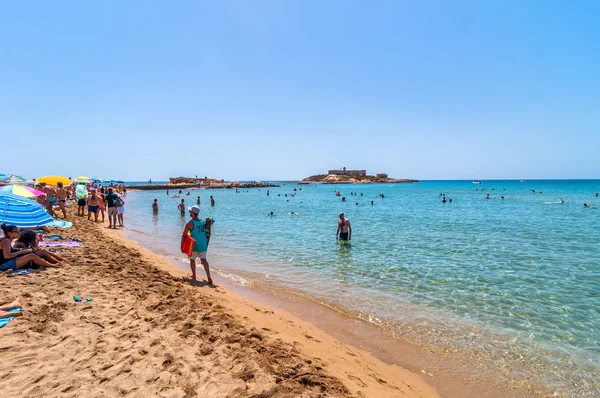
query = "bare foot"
xmin=208 ymin=278 xmax=214 ymax=285
xmin=186 ymin=274 xmax=196 ymax=280
xmin=10 ymin=299 xmax=21 ymax=308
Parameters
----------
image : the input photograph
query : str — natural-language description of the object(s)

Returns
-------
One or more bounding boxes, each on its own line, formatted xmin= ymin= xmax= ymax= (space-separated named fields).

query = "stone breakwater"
xmin=127 ymin=182 xmax=280 ymax=191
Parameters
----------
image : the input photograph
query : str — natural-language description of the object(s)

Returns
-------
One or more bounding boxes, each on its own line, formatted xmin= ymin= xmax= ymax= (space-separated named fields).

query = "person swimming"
xmin=560 ymin=198 xmax=565 ymax=204
xmin=442 ymin=198 xmax=447 ymax=203
xmin=584 ymin=203 xmax=591 ymax=208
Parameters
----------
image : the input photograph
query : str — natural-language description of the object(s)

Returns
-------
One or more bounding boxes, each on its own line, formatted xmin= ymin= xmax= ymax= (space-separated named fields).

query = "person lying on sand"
xmin=0 ymin=299 xmax=22 ymax=319
xmin=0 ymin=225 xmax=62 ymax=272
xmin=13 ymin=230 xmax=65 ymax=264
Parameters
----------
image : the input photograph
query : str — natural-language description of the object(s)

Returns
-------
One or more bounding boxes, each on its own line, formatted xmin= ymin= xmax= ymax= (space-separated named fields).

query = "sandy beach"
xmin=0 ymin=208 xmax=438 ymax=398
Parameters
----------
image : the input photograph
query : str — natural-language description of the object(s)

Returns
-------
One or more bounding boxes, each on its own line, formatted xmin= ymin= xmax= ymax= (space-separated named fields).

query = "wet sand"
xmin=0 ymin=209 xmax=438 ymax=397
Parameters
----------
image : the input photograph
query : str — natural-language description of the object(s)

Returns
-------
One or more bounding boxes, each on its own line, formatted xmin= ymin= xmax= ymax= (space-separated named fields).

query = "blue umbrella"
xmin=0 ymin=193 xmax=53 ymax=228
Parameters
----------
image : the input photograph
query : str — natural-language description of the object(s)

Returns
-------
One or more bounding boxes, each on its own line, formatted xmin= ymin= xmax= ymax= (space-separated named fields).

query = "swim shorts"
xmin=88 ymin=205 xmax=99 ymax=213
xmin=189 ymin=251 xmax=207 ymax=260
xmin=117 ymin=206 xmax=124 ymax=214
xmin=339 ymin=232 xmax=349 ymax=241
xmin=0 ymin=259 xmax=18 ymax=272
xmin=78 ymin=199 xmax=86 ymax=206
xmin=108 ymin=207 xmax=119 ymax=216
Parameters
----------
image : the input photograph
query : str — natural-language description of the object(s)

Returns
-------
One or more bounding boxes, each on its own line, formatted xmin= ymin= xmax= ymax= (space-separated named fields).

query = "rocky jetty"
xmin=127 ymin=177 xmax=279 ymax=191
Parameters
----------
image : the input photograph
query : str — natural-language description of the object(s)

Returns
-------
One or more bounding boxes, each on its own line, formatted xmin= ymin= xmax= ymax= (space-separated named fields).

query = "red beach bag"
xmin=181 ymin=234 xmax=196 ymax=257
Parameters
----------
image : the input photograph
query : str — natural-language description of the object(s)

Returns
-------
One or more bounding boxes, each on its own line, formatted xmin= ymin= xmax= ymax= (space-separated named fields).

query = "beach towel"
xmin=0 ymin=308 xmax=22 ymax=328
xmin=47 ymin=220 xmax=73 ymax=229
xmin=39 ymin=241 xmax=80 ymax=248
xmin=44 ymin=235 xmax=65 ymax=240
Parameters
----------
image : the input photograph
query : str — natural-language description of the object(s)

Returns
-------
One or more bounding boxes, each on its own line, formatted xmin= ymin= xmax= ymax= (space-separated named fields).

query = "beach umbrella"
xmin=5 ymin=175 xmax=27 ymax=185
xmin=0 ymin=185 xmax=45 ymax=199
xmin=0 ymin=193 xmax=54 ymax=228
xmin=0 ymin=174 xmax=10 ymax=184
xmin=37 ymin=175 xmax=72 ymax=186
xmin=75 ymin=185 xmax=88 ymax=199
xmin=75 ymin=176 xmax=93 ymax=184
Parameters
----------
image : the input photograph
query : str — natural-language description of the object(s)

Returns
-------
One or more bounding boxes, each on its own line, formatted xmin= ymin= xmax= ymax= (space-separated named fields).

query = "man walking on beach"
xmin=56 ymin=182 xmax=68 ymax=218
xmin=181 ymin=205 xmax=213 ymax=284
xmin=105 ymin=187 xmax=120 ymax=228
xmin=336 ymin=212 xmax=352 ymax=241
xmin=40 ymin=182 xmax=57 ymax=218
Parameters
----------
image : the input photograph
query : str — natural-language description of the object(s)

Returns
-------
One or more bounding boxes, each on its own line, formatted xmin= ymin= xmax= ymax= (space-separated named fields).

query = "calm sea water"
xmin=123 ymin=180 xmax=600 ymax=397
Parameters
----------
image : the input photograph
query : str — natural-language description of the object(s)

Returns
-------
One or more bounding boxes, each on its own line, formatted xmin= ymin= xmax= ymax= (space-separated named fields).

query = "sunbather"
xmin=0 ymin=225 xmax=62 ymax=272
xmin=0 ymin=299 xmax=22 ymax=319
xmin=13 ymin=230 xmax=65 ymax=264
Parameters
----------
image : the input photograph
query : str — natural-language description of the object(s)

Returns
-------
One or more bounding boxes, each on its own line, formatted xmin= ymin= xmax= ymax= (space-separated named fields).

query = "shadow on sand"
xmin=184 ymin=278 xmax=218 ymax=289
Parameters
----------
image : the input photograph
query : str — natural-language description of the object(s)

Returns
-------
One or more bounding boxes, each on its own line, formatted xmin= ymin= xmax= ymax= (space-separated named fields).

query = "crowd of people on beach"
xmin=35 ymin=180 xmax=127 ymax=228
xmin=0 ymin=180 xmax=130 ymax=276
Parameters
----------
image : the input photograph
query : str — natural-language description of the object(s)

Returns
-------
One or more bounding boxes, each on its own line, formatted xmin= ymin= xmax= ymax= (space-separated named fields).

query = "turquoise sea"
xmin=123 ymin=180 xmax=600 ymax=397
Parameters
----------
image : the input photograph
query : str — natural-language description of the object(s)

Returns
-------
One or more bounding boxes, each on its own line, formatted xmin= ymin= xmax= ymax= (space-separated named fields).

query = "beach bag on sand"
xmin=181 ymin=234 xmax=195 ymax=257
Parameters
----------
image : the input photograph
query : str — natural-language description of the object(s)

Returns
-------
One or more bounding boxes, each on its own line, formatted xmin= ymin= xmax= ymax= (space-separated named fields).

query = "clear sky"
xmin=1 ymin=1 xmax=599 ymax=181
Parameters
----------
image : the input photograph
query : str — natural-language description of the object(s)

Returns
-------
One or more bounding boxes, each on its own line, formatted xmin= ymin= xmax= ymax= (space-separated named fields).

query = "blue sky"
xmin=1 ymin=1 xmax=599 ymax=181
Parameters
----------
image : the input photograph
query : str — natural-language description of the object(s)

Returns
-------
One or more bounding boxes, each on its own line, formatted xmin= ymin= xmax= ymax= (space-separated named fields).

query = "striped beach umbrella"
xmin=4 ymin=175 xmax=27 ymax=185
xmin=0 ymin=193 xmax=54 ymax=228
xmin=0 ymin=185 xmax=45 ymax=199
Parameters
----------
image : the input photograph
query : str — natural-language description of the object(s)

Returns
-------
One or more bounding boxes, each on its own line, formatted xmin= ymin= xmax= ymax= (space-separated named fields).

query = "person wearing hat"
xmin=336 ymin=212 xmax=352 ymax=241
xmin=181 ymin=205 xmax=213 ymax=284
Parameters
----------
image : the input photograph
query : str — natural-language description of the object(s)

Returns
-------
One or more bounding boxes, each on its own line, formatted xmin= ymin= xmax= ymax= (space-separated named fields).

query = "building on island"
xmin=327 ymin=167 xmax=367 ymax=177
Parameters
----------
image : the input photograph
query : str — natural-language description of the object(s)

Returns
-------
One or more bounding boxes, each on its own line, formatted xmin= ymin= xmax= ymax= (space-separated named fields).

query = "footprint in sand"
xmin=347 ymin=375 xmax=367 ymax=388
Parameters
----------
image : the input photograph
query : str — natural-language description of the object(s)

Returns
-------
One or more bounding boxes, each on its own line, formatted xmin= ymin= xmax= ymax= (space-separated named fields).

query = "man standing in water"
xmin=152 ymin=199 xmax=159 ymax=214
xmin=336 ymin=212 xmax=352 ymax=241
xmin=210 ymin=196 xmax=215 ymax=206
xmin=181 ymin=205 xmax=213 ymax=284
xmin=178 ymin=199 xmax=185 ymax=216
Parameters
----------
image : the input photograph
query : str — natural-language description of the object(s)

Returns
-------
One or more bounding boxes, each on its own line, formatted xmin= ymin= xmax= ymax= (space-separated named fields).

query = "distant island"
xmin=300 ymin=168 xmax=418 ymax=184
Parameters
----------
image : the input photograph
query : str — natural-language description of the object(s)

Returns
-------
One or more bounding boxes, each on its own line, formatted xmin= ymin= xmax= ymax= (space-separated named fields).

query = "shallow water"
xmin=123 ymin=180 xmax=600 ymax=397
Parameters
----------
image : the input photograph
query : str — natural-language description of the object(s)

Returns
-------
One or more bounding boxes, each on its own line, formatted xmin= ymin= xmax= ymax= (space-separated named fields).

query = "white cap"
xmin=188 ymin=205 xmax=200 ymax=214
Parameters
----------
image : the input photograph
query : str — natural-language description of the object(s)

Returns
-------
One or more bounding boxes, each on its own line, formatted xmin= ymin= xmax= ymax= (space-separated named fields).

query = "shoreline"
xmin=0 ymin=210 xmax=438 ymax=397
xmin=122 ymin=229 xmax=553 ymax=398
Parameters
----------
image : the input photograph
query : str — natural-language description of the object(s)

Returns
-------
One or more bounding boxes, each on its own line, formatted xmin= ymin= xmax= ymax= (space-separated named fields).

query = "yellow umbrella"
xmin=37 ymin=175 xmax=72 ymax=186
